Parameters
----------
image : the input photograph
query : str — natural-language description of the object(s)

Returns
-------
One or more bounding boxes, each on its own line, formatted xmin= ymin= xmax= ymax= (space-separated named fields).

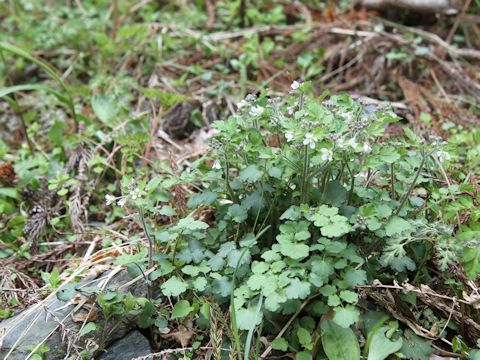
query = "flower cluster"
xmin=105 ymin=179 xmax=145 ymax=207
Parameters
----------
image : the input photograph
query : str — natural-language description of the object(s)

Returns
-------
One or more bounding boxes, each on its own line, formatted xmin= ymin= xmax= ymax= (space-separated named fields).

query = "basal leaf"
xmin=321 ymin=319 xmax=360 ymax=360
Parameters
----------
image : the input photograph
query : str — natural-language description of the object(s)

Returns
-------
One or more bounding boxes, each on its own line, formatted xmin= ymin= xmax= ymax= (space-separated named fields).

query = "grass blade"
xmin=0 ymin=41 xmax=78 ymax=131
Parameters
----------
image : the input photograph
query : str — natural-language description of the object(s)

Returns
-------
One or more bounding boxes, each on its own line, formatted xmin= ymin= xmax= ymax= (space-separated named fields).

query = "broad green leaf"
xmin=324 ymin=181 xmax=348 ymax=207
xmin=79 ymin=322 xmax=96 ymax=337
xmin=271 ymin=337 xmax=288 ymax=351
xmin=236 ymin=304 xmax=263 ymax=330
xmin=463 ymin=247 xmax=480 ymax=279
xmin=228 ymin=204 xmax=248 ymax=223
xmin=344 ymin=269 xmax=367 ymax=287
xmin=187 ymin=191 xmax=217 ymax=208
xmin=192 ymin=277 xmax=207 ymax=291
xmin=161 ymin=276 xmax=188 ymax=297
xmin=385 ymin=217 xmax=412 ymax=237
xmin=333 ymin=306 xmax=360 ymax=328
xmin=399 ymin=329 xmax=433 ymax=360
xmin=321 ymin=319 xmax=360 ymax=360
xmin=280 ymin=206 xmax=301 ymax=220
xmin=171 ymin=300 xmax=194 ymax=319
xmin=285 ymin=278 xmax=311 ymax=299
xmin=339 ymin=290 xmax=358 ymax=304
xmin=279 ymin=241 xmax=309 ymax=260
xmin=296 ymin=352 xmax=312 ymax=360
xmin=57 ymin=283 xmax=77 ymax=302
xmin=159 ymin=205 xmax=176 ymax=216
xmin=0 ymin=188 xmax=18 ymax=199
xmin=138 ymin=301 xmax=155 ymax=328
xmin=91 ymin=93 xmax=118 ymax=124
xmin=297 ymin=327 xmax=313 ymax=350
xmin=367 ymin=326 xmax=402 ymax=360
xmin=239 ymin=165 xmax=262 ymax=183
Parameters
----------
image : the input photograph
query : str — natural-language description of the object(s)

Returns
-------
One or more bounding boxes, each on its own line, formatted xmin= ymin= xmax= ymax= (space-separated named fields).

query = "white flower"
xmin=237 ymin=100 xmax=248 ymax=109
xmin=105 ymin=194 xmax=116 ymax=206
xmin=347 ymin=137 xmax=358 ymax=149
xmin=285 ymin=132 xmax=295 ymax=142
xmin=320 ymin=148 xmax=333 ymax=162
xmin=303 ymin=133 xmax=318 ymax=149
xmin=362 ymin=142 xmax=372 ymax=153
xmin=291 ymin=80 xmax=303 ymax=90
xmin=435 ymin=150 xmax=451 ymax=162
xmin=117 ymin=197 xmax=127 ymax=207
xmin=337 ymin=138 xmax=345 ymax=148
xmin=341 ymin=112 xmax=353 ymax=122
xmin=130 ymin=188 xmax=142 ymax=200
xmin=250 ymin=105 xmax=264 ymax=117
xmin=212 ymin=160 xmax=222 ymax=169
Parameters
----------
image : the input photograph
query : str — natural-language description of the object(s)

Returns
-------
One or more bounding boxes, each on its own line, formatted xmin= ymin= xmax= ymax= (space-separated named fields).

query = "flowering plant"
xmin=103 ymin=83 xmax=469 ymax=358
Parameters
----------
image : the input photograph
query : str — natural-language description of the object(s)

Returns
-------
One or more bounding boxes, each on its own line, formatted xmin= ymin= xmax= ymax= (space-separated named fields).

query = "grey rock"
xmin=0 ymin=270 xmax=147 ymax=360
xmin=97 ymin=330 xmax=152 ymax=360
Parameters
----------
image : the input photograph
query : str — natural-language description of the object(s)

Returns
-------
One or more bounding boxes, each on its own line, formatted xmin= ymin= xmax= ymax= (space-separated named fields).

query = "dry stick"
xmin=142 ymin=100 xmax=160 ymax=166
xmin=358 ymin=283 xmax=470 ymax=305
xmin=430 ymin=67 xmax=451 ymax=102
xmin=445 ymin=0 xmax=473 ymax=45
xmin=260 ymin=294 xmax=320 ymax=359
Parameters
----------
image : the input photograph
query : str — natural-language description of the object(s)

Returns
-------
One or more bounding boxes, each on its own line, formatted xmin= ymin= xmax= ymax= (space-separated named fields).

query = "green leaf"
xmin=159 ymin=205 xmax=176 ymax=216
xmin=333 ymin=306 xmax=360 ymax=328
xmin=114 ymin=249 xmax=148 ymax=266
xmin=228 ymin=204 xmax=248 ymax=223
xmin=399 ymin=329 xmax=433 ymax=360
xmin=187 ymin=191 xmax=217 ymax=208
xmin=192 ymin=277 xmax=207 ymax=291
xmin=57 ymin=283 xmax=77 ymax=302
xmin=285 ymin=278 xmax=311 ymax=299
xmin=79 ymin=322 xmax=96 ymax=337
xmin=280 ymin=206 xmax=302 ymax=220
xmin=321 ymin=319 xmax=360 ymax=360
xmin=48 ymin=121 xmax=65 ymax=146
xmin=311 ymin=206 xmax=351 ymax=238
xmin=271 ymin=338 xmax=289 ymax=351
xmin=297 ymin=327 xmax=313 ymax=350
xmin=378 ymin=147 xmax=400 ymax=164
xmin=138 ymin=301 xmax=155 ymax=328
xmin=161 ymin=276 xmax=188 ymax=297
xmin=385 ymin=217 xmax=412 ymax=237
xmin=279 ymin=241 xmax=309 ymax=260
xmin=239 ymin=165 xmax=262 ymax=183
xmin=236 ymin=304 xmax=263 ymax=330
xmin=91 ymin=93 xmax=118 ymax=124
xmin=171 ymin=300 xmax=194 ymax=319
xmin=324 ymin=181 xmax=348 ymax=207
xmin=344 ymin=269 xmax=367 ymax=287
xmin=177 ymin=217 xmax=209 ymax=231
xmin=367 ymin=326 xmax=402 ymax=360
xmin=339 ymin=290 xmax=358 ymax=304
xmin=200 ymin=303 xmax=210 ymax=320
xmin=0 ymin=188 xmax=18 ymax=199
xmin=463 ymin=247 xmax=480 ymax=279
xmin=296 ymin=352 xmax=312 ymax=360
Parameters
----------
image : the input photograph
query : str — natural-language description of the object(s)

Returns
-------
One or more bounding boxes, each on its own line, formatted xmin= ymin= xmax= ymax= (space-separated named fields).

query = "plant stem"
xmin=390 ymin=162 xmax=395 ymax=200
xmin=300 ymin=144 xmax=309 ymax=203
xmin=394 ymin=152 xmax=426 ymax=217
xmin=345 ymin=161 xmax=355 ymax=205
xmin=138 ymin=206 xmax=153 ymax=299
xmin=224 ymin=153 xmax=238 ymax=203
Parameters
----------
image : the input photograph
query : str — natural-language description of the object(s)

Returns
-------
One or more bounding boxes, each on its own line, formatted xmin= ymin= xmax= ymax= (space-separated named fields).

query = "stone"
xmin=97 ymin=330 xmax=152 ymax=360
xmin=0 ymin=269 xmax=148 ymax=359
